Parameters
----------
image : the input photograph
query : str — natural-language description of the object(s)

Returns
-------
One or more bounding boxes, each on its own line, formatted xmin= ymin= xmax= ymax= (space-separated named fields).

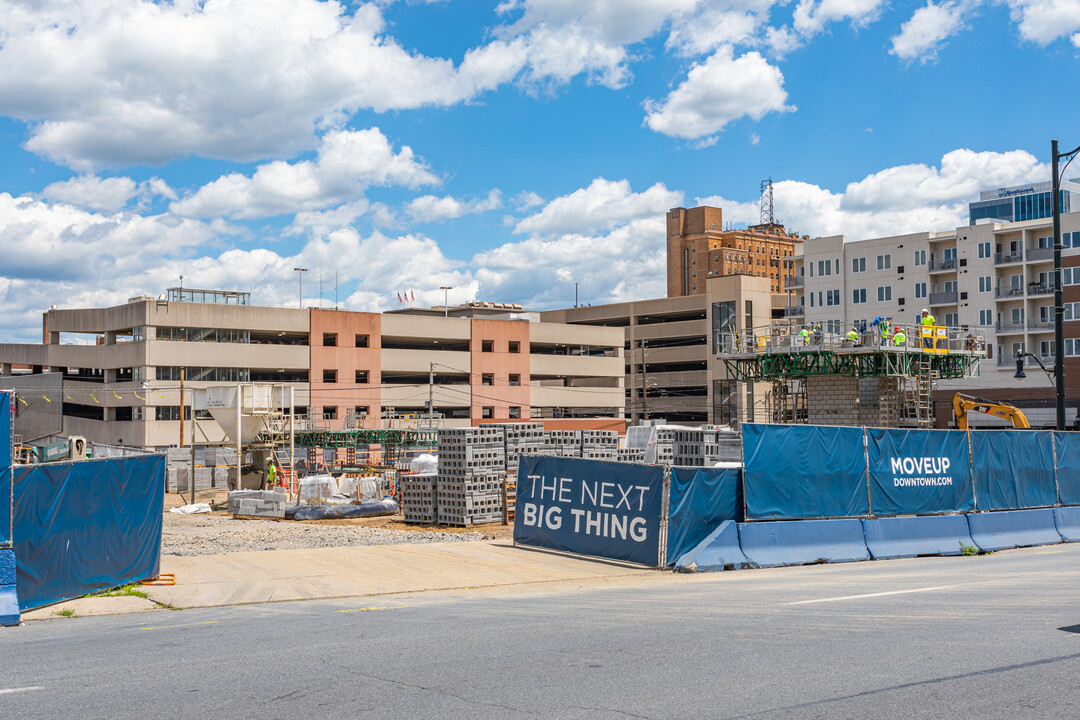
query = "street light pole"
xmin=1051 ymin=139 xmax=1079 ymax=431
xmin=293 ymin=267 xmax=308 ymax=309
xmin=440 ymin=286 xmax=452 ymax=318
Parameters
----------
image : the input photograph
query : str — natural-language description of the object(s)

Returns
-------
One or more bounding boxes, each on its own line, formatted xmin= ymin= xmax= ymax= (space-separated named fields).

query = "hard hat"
xmin=921 ymin=308 xmax=929 ymax=313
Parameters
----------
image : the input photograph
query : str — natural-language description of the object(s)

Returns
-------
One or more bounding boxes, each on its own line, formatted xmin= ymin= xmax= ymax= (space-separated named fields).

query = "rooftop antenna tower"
xmin=760 ymin=178 xmax=775 ymax=225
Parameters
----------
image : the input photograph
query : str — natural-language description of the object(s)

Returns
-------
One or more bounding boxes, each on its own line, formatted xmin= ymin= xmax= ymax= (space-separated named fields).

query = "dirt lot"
xmin=162 ymin=492 xmax=515 ymax=556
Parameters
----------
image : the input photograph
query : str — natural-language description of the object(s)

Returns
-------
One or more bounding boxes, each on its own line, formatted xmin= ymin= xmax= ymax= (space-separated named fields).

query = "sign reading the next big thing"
xmin=514 ymin=455 xmax=664 ymax=566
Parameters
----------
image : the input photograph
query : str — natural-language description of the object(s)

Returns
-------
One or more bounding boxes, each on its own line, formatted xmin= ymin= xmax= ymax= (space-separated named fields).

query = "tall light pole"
xmin=575 ymin=281 xmax=579 ymax=308
xmin=1051 ymin=139 xmax=1079 ymax=431
xmin=293 ymin=267 xmax=308 ymax=309
xmin=440 ymin=286 xmax=452 ymax=318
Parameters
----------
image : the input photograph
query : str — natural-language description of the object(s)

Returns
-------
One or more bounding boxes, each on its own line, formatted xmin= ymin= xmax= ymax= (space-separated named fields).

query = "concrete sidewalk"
xmin=143 ymin=540 xmax=660 ymax=609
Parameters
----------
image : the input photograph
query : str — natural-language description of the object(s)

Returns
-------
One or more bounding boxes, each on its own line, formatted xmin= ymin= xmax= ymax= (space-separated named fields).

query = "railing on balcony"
xmin=995 ymin=286 xmax=1025 ymax=299
xmin=928 ymin=258 xmax=957 ymax=272
xmin=1029 ymin=320 xmax=1056 ymax=331
xmin=783 ymin=305 xmax=805 ymax=317
xmin=784 ymin=275 xmax=804 ymax=288
xmin=1027 ymin=283 xmax=1057 ymax=296
xmin=1026 ymin=247 xmax=1054 ymax=262
xmin=928 ymin=291 xmax=958 ymax=305
xmin=995 ymin=251 xmax=1024 ymax=265
xmin=995 ymin=322 xmax=1025 ymax=333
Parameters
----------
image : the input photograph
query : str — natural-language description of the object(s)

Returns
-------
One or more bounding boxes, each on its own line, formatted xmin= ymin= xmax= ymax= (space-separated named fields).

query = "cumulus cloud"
xmin=698 ymin=148 xmax=1048 ymax=240
xmin=791 ymin=0 xmax=885 ymax=36
xmin=890 ymin=1 xmax=971 ymax=62
xmin=39 ymin=174 xmax=178 ymax=214
xmin=1003 ymin=0 xmax=1080 ymax=45
xmin=643 ymin=47 xmax=794 ymax=142
xmin=170 ymin=128 xmax=437 ymax=219
xmin=406 ymin=189 xmax=503 ymax=223
xmin=513 ymin=178 xmax=682 ymax=235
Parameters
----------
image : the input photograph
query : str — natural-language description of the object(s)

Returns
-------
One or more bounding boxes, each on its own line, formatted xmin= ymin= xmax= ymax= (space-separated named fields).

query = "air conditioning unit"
xmin=69 ymin=436 xmax=87 ymax=459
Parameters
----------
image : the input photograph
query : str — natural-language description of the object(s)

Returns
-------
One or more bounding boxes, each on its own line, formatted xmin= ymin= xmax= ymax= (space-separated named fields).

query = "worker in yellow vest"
xmin=893 ymin=328 xmax=907 ymax=346
xmin=845 ymin=327 xmax=859 ymax=346
xmin=799 ymin=326 xmax=810 ymax=345
xmin=921 ymin=308 xmax=935 ymax=348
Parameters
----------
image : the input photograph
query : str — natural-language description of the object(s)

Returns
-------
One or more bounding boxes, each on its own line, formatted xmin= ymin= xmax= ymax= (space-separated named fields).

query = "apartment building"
xmin=0 ymin=291 xmax=625 ymax=447
xmin=542 ymin=274 xmax=773 ymax=427
xmin=666 ymin=205 xmax=804 ymax=296
xmin=785 ymin=191 xmax=1080 ymax=427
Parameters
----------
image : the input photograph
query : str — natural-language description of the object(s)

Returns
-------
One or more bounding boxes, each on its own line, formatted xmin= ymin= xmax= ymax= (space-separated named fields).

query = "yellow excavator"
xmin=953 ymin=393 xmax=1031 ymax=429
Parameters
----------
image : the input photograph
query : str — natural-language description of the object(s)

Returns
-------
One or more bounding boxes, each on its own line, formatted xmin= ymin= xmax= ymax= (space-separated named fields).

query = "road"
xmin=4 ymin=543 xmax=1080 ymax=719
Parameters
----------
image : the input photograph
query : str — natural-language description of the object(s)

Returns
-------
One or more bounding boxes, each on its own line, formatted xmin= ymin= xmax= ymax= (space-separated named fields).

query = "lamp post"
xmin=293 ymin=267 xmax=308 ymax=309
xmin=440 ymin=286 xmax=452 ymax=318
xmin=1051 ymin=139 xmax=1079 ymax=431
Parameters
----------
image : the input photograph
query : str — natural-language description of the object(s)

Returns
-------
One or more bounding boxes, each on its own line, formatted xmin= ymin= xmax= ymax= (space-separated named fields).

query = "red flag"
xmin=396 ymin=292 xmax=402 ymax=303
xmin=410 ymin=290 xmax=415 ymax=302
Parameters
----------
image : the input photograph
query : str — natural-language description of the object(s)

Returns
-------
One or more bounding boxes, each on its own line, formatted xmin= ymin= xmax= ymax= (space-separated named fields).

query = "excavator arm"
xmin=953 ymin=393 xmax=1031 ymax=429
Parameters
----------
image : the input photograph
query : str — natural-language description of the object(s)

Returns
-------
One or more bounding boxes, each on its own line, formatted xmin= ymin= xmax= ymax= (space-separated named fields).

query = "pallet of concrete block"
xmin=228 ymin=489 xmax=286 ymax=519
xmin=204 ymin=446 xmax=238 ymax=467
xmin=436 ymin=494 xmax=504 ymax=526
xmin=486 ymin=422 xmax=546 ymax=470
xmin=545 ymin=430 xmax=582 ymax=457
xmin=437 ymin=426 xmax=504 ymax=446
xmin=437 ymin=447 xmax=506 ymax=476
xmin=402 ymin=474 xmax=438 ymax=523
xmin=581 ymin=430 xmax=618 ymax=460
xmin=167 ymin=467 xmax=214 ymax=493
xmin=617 ymin=447 xmax=646 ymax=463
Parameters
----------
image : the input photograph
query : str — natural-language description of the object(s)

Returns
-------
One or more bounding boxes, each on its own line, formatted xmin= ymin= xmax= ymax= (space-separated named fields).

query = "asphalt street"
xmin=3 ymin=543 xmax=1080 ymax=719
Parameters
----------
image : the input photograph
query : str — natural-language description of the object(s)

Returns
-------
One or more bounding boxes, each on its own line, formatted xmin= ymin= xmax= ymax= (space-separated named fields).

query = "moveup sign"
xmin=867 ymin=429 xmax=973 ymax=515
xmin=514 ymin=455 xmax=663 ymax=566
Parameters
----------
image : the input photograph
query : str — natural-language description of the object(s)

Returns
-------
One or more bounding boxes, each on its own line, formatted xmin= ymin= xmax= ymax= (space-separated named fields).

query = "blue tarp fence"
xmin=666 ymin=467 xmax=742 ymax=563
xmin=744 ymin=423 xmax=1075 ymax=520
xmin=12 ymin=454 xmax=166 ymax=611
xmin=1 ymin=391 xmax=11 ymax=546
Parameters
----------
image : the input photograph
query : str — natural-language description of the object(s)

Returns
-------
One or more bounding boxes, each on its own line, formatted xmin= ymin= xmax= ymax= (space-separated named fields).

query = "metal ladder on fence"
xmin=913 ymin=355 xmax=938 ymax=428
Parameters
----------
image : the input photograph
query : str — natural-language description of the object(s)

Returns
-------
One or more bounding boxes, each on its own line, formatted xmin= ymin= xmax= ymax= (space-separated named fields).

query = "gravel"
xmin=162 ymin=512 xmax=484 ymax=556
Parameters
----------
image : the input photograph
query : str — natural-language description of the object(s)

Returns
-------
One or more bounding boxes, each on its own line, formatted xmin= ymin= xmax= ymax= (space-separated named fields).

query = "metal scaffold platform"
xmin=292 ymin=428 xmax=439 ymax=450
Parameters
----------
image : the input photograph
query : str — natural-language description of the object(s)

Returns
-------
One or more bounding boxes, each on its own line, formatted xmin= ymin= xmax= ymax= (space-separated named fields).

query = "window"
xmin=324 ymin=406 xmax=338 ymax=420
xmin=877 ymin=286 xmax=892 ymax=302
xmin=155 ymin=406 xmax=190 ymax=421
xmin=852 ymin=257 xmax=866 ymax=273
xmin=835 ymin=258 xmax=840 ymax=275
xmin=482 ymin=373 xmax=494 ymax=386
xmin=978 ymin=276 xmax=992 ymax=293
xmin=979 ymin=309 xmax=993 ymax=326
xmin=944 ymin=313 xmax=958 ymax=326
xmin=482 ymin=406 xmax=493 ymax=419
xmin=508 ymin=341 xmax=520 ymax=353
xmin=1011 ymin=307 xmax=1025 ymax=325
xmin=322 ymin=333 xmax=337 ymax=347
xmin=877 ymin=254 xmax=891 ymax=270
xmin=944 ymin=280 xmax=957 ymax=293
xmin=1039 ymin=305 xmax=1053 ymax=324
xmin=1064 ymin=302 xmax=1080 ymax=320
xmin=914 ymin=282 xmax=927 ymax=299
xmin=354 ymin=405 xmax=369 ymax=416
xmin=509 ymin=406 xmax=521 ymax=419
xmin=809 ymin=263 xmax=814 ymax=278
xmin=323 ymin=369 xmax=337 ymax=383
xmin=944 ymin=248 xmax=957 ymax=262
xmin=826 ymin=289 xmax=840 ymax=306
xmin=482 ymin=340 xmax=494 ymax=352
xmin=355 ymin=370 xmax=368 ymax=384
xmin=809 ymin=293 xmax=815 ymax=308
xmin=509 ymin=373 xmax=521 ymax=386
xmin=1064 ymin=267 xmax=1080 ymax=286
xmin=1040 ymin=341 xmax=1055 ymax=358
xmin=1066 ymin=338 xmax=1080 ymax=357
xmin=355 ymin=334 xmax=369 ymax=348
xmin=852 ymin=288 xmax=867 ymax=304
xmin=914 ymin=249 xmax=927 ymax=266
xmin=978 ymin=242 xmax=991 ymax=259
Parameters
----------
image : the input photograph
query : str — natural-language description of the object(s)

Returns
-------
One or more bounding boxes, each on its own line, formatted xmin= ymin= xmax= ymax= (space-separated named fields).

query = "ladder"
xmin=913 ymin=356 xmax=938 ymax=428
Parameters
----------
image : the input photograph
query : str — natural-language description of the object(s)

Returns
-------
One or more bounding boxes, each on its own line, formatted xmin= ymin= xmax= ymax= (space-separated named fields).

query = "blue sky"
xmin=1 ymin=0 xmax=1078 ymax=341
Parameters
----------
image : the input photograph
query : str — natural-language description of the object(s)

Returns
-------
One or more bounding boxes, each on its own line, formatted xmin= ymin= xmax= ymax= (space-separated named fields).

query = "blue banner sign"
xmin=971 ymin=430 xmax=1056 ymax=509
xmin=666 ymin=467 xmax=741 ymax=565
xmin=1056 ymin=433 xmax=1080 ymax=506
xmin=867 ymin=429 xmax=973 ymax=516
xmin=515 ymin=455 xmax=663 ymax=566
xmin=0 ymin=392 xmax=10 ymax=546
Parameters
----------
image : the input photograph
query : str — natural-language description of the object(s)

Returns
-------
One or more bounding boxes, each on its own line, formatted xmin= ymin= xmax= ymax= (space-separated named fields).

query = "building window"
xmin=354 ymin=405 xmax=369 ymax=416
xmin=852 ymin=288 xmax=867 ymax=304
xmin=914 ymin=282 xmax=927 ymax=299
xmin=877 ymin=254 xmax=891 ymax=270
xmin=482 ymin=406 xmax=493 ymax=419
xmin=914 ymin=249 xmax=927 ymax=266
xmin=852 ymin=257 xmax=866 ymax=273
xmin=509 ymin=373 xmax=520 ymax=386
xmin=944 ymin=280 xmax=957 ymax=293
xmin=322 ymin=333 xmax=337 ymax=347
xmin=324 ymin=406 xmax=338 ymax=420
xmin=1064 ymin=301 xmax=1080 ymax=320
xmin=355 ymin=334 xmax=369 ymax=348
xmin=978 ymin=276 xmax=992 ymax=293
xmin=482 ymin=373 xmax=494 ymax=386
xmin=482 ymin=340 xmax=494 ymax=352
xmin=979 ymin=309 xmax=993 ymax=326
xmin=877 ymin=286 xmax=892 ymax=302
xmin=944 ymin=313 xmax=958 ymax=326
xmin=978 ymin=242 xmax=991 ymax=259
xmin=509 ymin=406 xmax=521 ymax=419
xmin=826 ymin=289 xmax=840 ymax=306
xmin=1064 ymin=267 xmax=1080 ymax=286
xmin=323 ymin=369 xmax=337 ymax=383
xmin=155 ymin=406 xmax=191 ymax=421
xmin=1065 ymin=338 xmax=1080 ymax=357
xmin=508 ymin=340 xmax=520 ymax=353
xmin=834 ymin=258 xmax=840 ymax=275
xmin=355 ymin=370 xmax=369 ymax=384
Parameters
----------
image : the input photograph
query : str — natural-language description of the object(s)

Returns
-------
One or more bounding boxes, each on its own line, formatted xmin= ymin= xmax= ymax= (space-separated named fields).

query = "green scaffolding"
xmin=293 ymin=428 xmax=439 ymax=450
xmin=721 ymin=348 xmax=980 ymax=382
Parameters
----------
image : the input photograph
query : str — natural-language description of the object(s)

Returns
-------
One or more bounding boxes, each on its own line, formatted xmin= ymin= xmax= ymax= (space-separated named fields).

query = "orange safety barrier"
xmin=140 ymin=573 xmax=176 ymax=586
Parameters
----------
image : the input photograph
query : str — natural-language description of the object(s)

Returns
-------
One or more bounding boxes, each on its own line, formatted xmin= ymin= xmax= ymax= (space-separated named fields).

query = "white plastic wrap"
xmin=409 ymin=453 xmax=438 ymax=474
xmin=298 ymin=474 xmax=338 ymax=505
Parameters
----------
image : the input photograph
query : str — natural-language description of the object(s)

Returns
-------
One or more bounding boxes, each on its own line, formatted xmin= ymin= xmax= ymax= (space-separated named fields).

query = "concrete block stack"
xmin=617 ymin=447 xmax=646 ymax=463
xmin=653 ymin=427 xmax=677 ymax=466
xmin=490 ymin=422 xmax=546 ymax=471
xmin=204 ymin=447 xmax=238 ymax=467
xmin=228 ymin=489 xmax=286 ymax=519
xmin=436 ymin=427 xmax=506 ymax=526
xmin=580 ymin=430 xmax=618 ymax=460
xmin=165 ymin=446 xmax=239 ymax=491
xmin=545 ymin=430 xmax=582 ymax=457
xmin=167 ymin=466 xmax=213 ymax=493
xmin=402 ymin=474 xmax=438 ymax=523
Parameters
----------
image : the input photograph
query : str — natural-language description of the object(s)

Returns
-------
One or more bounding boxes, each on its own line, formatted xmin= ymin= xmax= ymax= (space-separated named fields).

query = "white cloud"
xmin=698 ymin=148 xmax=1048 ymax=240
xmin=406 ymin=189 xmax=503 ymax=223
xmin=890 ymin=1 xmax=970 ymax=62
xmin=512 ymin=190 xmax=545 ymax=210
xmin=1004 ymin=0 xmax=1080 ymax=45
xmin=513 ymin=178 xmax=682 ymax=235
xmin=40 ymin=176 xmax=138 ymax=214
xmin=0 ymin=0 xmax=527 ymax=169
xmin=666 ymin=1 xmax=775 ymax=56
xmin=170 ymin=128 xmax=437 ymax=219
xmin=791 ymin=0 xmax=885 ymax=36
xmin=643 ymin=47 xmax=793 ymax=142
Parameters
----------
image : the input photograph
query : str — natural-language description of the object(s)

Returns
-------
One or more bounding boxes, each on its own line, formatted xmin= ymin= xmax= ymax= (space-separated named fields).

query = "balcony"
xmin=995 ymin=251 xmax=1024 ymax=265
xmin=1029 ymin=320 xmax=1056 ymax=332
xmin=928 ymin=258 xmax=957 ymax=273
xmin=995 ymin=286 xmax=1025 ymax=300
xmin=783 ymin=305 xmax=805 ymax=318
xmin=995 ymin=321 xmax=1025 ymax=334
xmin=1026 ymin=247 xmax=1054 ymax=262
xmin=784 ymin=275 xmax=804 ymax=288
xmin=928 ymin=291 xmax=958 ymax=305
xmin=1027 ymin=283 xmax=1057 ymax=297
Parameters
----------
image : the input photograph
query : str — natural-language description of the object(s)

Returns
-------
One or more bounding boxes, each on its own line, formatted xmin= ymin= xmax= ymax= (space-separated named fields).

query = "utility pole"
xmin=179 ymin=368 xmax=185 ymax=448
xmin=427 ymin=362 xmax=434 ymax=423
xmin=641 ymin=339 xmax=649 ymax=421
xmin=575 ymin=282 xmax=579 ymax=308
xmin=189 ymin=390 xmax=197 ymax=506
xmin=294 ymin=267 xmax=308 ymax=309
xmin=440 ymin=286 xmax=452 ymax=317
xmin=1051 ymin=138 xmax=1077 ymax=431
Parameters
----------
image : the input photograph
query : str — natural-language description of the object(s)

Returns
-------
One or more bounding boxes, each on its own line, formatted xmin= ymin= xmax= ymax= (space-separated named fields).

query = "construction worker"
xmin=879 ymin=318 xmax=891 ymax=347
xmin=965 ymin=333 xmax=978 ymax=351
xmin=261 ymin=457 xmax=276 ymax=490
xmin=845 ymin=326 xmax=859 ymax=346
xmin=893 ymin=328 xmax=907 ymax=346
xmin=799 ymin=325 xmax=810 ymax=346
xmin=921 ymin=308 xmax=935 ymax=348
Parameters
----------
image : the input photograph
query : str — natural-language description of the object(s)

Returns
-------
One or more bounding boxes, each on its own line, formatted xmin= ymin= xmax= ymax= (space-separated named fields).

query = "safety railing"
xmin=716 ymin=322 xmax=987 ymax=356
